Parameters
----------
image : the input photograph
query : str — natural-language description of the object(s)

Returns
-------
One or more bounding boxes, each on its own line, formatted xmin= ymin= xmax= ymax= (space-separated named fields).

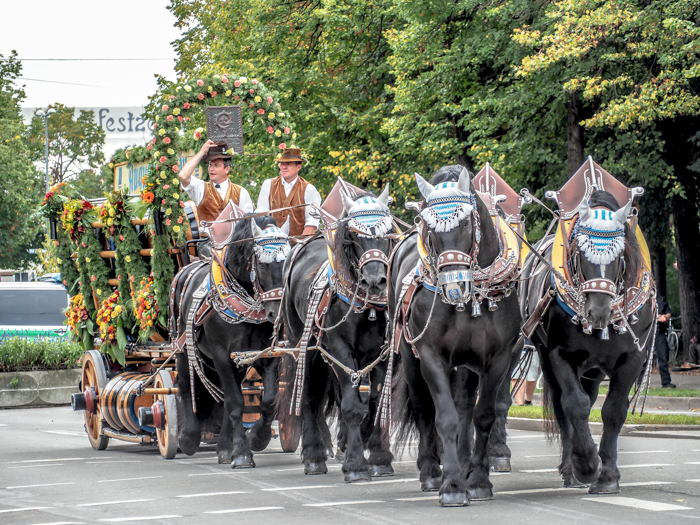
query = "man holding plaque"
xmin=256 ymin=148 xmax=321 ymax=236
xmin=178 ymin=139 xmax=254 ymax=222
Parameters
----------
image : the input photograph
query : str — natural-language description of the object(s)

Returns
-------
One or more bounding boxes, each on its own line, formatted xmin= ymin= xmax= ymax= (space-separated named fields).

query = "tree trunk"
xmin=566 ymin=91 xmax=584 ymax=177
xmin=653 ymin=244 xmax=667 ymax=299
xmin=672 ymin=192 xmax=700 ymax=362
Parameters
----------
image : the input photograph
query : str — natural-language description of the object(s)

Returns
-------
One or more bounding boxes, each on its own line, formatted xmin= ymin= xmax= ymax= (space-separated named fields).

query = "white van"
xmin=0 ymin=282 xmax=70 ymax=341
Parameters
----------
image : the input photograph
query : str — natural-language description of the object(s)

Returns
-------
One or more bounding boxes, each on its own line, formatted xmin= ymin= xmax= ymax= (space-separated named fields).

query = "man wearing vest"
xmin=256 ymin=148 xmax=322 ymax=236
xmin=178 ymin=139 xmax=254 ymax=222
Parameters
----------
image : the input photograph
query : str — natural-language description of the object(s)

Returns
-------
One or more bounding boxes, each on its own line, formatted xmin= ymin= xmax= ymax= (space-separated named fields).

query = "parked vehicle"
xmin=0 ymin=282 xmax=70 ymax=341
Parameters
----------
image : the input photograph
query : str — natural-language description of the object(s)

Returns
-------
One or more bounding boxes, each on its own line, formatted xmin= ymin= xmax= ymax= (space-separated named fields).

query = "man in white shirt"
xmin=256 ymin=148 xmax=321 ymax=236
xmin=179 ymin=140 xmax=254 ymax=222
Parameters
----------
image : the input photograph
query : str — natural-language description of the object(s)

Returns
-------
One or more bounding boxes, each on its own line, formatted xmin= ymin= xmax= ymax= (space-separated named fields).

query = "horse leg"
xmin=246 ymin=359 xmax=280 ymax=452
xmin=365 ymin=361 xmax=394 ymax=477
xmin=334 ymin=418 xmax=347 ymax=463
xmin=336 ymin=369 xmax=371 ymax=482
xmin=488 ymin=348 xmax=520 ymax=472
xmin=320 ymin=410 xmax=334 ymax=460
xmin=300 ymin=354 xmax=330 ymax=475
xmin=175 ymin=353 xmax=203 ymax=456
xmin=453 ymin=367 xmax=478 ymax=478
xmin=420 ymin=351 xmax=468 ymax=507
xmin=589 ymin=358 xmax=640 ymax=494
xmin=550 ymin=347 xmax=601 ymax=484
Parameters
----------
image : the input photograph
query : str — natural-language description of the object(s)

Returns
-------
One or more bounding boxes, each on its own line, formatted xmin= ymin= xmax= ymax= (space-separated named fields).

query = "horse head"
xmin=415 ymin=167 xmax=480 ymax=310
xmin=336 ymin=185 xmax=393 ymax=299
xmin=574 ymin=191 xmax=632 ymax=330
xmin=227 ymin=216 xmax=290 ymax=323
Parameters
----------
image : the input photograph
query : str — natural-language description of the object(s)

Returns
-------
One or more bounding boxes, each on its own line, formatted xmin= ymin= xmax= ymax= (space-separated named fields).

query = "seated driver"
xmin=178 ymin=139 xmax=254 ymax=222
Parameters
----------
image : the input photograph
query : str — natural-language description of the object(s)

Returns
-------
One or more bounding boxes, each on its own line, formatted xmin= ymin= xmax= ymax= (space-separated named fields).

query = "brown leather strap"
xmin=522 ymin=288 xmax=555 ymax=339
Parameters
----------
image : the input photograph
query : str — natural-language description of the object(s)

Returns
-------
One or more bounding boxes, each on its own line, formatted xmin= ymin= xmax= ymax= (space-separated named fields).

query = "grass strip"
xmin=509 ymin=405 xmax=700 ymax=426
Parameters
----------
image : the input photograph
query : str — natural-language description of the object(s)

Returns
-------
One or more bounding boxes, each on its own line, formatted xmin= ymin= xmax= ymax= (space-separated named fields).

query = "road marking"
xmin=499 ymin=481 xmax=674 ymax=496
xmin=524 ymin=454 xmax=560 ymax=458
xmin=8 ymin=464 xmax=65 ymax=469
xmin=684 ymin=462 xmax=700 ymax=465
xmin=8 ymin=458 xmax=89 ymax=464
xmin=261 ymin=485 xmax=337 ymax=491
xmin=276 ymin=465 xmax=341 ymax=472
xmin=97 ymin=476 xmax=162 ymax=483
xmin=40 ymin=431 xmax=84 ymax=437
xmin=353 ymin=478 xmax=419 ymax=486
xmin=687 ymin=479 xmax=700 ymax=482
xmin=582 ymin=496 xmax=693 ymax=511
xmin=176 ymin=491 xmax=251 ymax=498
xmin=0 ymin=507 xmax=52 ymax=514
xmin=619 ymin=463 xmax=674 ymax=469
xmin=619 ymin=450 xmax=670 ymax=455
xmin=205 ymin=507 xmax=284 ymax=514
xmin=303 ymin=500 xmax=385 ymax=507
xmin=27 ymin=522 xmax=85 ymax=525
xmin=621 ymin=482 xmax=676 ymax=487
xmin=76 ymin=499 xmax=154 ymax=507
xmin=6 ymin=482 xmax=75 ymax=489
xmin=396 ymin=496 xmax=437 ymax=502
xmin=520 ymin=468 xmax=558 ymax=473
xmin=0 ymin=423 xmax=7 ymax=426
xmin=85 ymin=461 xmax=143 ymax=464
xmin=188 ymin=472 xmax=240 ymax=477
xmin=97 ymin=516 xmax=182 ymax=522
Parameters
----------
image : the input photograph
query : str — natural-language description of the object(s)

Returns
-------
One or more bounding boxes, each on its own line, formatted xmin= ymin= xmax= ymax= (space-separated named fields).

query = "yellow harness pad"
xmin=210 ymin=248 xmax=228 ymax=296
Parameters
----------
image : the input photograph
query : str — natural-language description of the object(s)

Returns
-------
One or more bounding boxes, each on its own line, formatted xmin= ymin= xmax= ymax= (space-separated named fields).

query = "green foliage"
xmin=66 ymin=168 xmax=107 ymax=200
xmin=0 ymin=337 xmax=83 ymax=372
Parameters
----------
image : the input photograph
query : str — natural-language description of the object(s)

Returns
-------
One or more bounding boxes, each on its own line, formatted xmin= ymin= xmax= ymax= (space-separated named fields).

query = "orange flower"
xmin=142 ymin=191 xmax=155 ymax=203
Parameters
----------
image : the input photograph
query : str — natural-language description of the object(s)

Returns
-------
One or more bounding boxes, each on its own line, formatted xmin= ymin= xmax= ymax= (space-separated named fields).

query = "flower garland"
xmin=60 ymin=198 xmax=93 ymax=243
xmin=64 ymin=293 xmax=93 ymax=350
xmin=95 ymin=290 xmax=126 ymax=365
xmin=133 ymin=275 xmax=160 ymax=341
xmin=39 ymin=182 xmax=69 ymax=219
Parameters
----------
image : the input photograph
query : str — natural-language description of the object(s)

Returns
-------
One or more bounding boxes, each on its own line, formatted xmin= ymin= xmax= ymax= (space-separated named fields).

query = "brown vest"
xmin=197 ymin=181 xmax=242 ymax=223
xmin=269 ymin=176 xmax=309 ymax=236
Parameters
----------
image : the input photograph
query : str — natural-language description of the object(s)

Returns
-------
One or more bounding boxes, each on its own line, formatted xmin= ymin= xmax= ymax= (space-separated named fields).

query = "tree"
xmin=26 ymin=103 xmax=105 ymax=186
xmin=0 ymin=51 xmax=44 ymax=270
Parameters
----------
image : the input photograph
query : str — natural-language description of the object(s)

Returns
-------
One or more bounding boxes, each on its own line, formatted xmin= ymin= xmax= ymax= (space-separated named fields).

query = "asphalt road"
xmin=1 ymin=407 xmax=699 ymax=524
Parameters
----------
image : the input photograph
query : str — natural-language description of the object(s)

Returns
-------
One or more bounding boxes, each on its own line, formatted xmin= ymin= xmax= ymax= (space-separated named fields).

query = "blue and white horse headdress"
xmin=251 ymin=220 xmax=291 ymax=263
xmin=416 ymin=169 xmax=476 ymax=233
xmin=574 ymin=200 xmax=632 ymax=266
xmin=340 ymin=184 xmax=393 ymax=238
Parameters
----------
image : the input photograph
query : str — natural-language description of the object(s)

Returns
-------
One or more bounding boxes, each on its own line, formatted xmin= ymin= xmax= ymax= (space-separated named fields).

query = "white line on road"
xmin=621 ymin=482 xmax=676 ymax=487
xmin=85 ymin=461 xmax=143 ymax=464
xmin=205 ymin=507 xmax=284 ymax=514
xmin=303 ymin=500 xmax=385 ymax=507
xmin=396 ymin=496 xmax=436 ymax=502
xmin=8 ymin=458 xmax=89 ymax=464
xmin=619 ymin=450 xmax=670 ymax=455
xmin=687 ymin=479 xmax=700 ymax=482
xmin=26 ymin=522 xmax=85 ymax=525
xmin=520 ymin=468 xmax=558 ymax=473
xmin=276 ymin=465 xmax=341 ymax=472
xmin=619 ymin=464 xmax=674 ymax=469
xmin=261 ymin=485 xmax=337 ymax=491
xmin=8 ymin=464 xmax=65 ymax=469
xmin=524 ymin=454 xmax=559 ymax=458
xmin=188 ymin=472 xmax=242 ymax=477
xmin=353 ymin=478 xmax=419 ymax=486
xmin=76 ymin=499 xmax=154 ymax=507
xmin=177 ymin=491 xmax=251 ymax=498
xmin=97 ymin=476 xmax=162 ymax=483
xmin=684 ymin=462 xmax=700 ymax=465
xmin=582 ymin=496 xmax=693 ymax=511
xmin=499 ymin=481 xmax=674 ymax=496
xmin=0 ymin=507 xmax=52 ymax=514
xmin=97 ymin=516 xmax=182 ymax=522
xmin=40 ymin=431 xmax=84 ymax=437
xmin=6 ymin=482 xmax=75 ymax=489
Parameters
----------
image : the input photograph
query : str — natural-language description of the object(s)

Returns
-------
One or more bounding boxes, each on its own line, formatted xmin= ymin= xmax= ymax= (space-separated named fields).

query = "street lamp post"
xmin=35 ymin=107 xmax=56 ymax=192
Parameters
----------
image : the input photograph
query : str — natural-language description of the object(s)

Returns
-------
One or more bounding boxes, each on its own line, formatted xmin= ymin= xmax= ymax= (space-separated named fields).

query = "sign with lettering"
xmin=206 ymin=106 xmax=244 ymax=153
xmin=114 ymin=151 xmax=203 ymax=194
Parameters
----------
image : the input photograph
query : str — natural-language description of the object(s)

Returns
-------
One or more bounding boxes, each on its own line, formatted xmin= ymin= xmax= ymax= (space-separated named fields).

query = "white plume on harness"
xmin=575 ymin=205 xmax=626 ymax=266
xmin=420 ymin=181 xmax=476 ymax=233
xmin=252 ymin=224 xmax=291 ymax=263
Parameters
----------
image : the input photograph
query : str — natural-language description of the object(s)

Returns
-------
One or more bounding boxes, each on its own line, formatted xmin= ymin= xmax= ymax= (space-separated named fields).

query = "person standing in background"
xmin=655 ymin=295 xmax=675 ymax=388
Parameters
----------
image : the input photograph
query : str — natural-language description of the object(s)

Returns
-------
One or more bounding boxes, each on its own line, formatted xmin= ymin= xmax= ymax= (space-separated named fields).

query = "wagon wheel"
xmin=278 ymin=418 xmax=300 ymax=453
xmin=81 ymin=350 xmax=109 ymax=450
xmin=154 ymin=370 xmax=178 ymax=459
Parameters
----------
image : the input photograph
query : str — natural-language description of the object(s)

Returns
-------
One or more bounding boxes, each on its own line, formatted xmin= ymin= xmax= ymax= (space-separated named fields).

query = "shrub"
xmin=0 ymin=337 xmax=83 ymax=372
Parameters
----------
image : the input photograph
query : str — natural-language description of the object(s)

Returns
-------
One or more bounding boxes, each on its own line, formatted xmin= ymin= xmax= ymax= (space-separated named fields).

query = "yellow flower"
xmin=268 ymin=112 xmax=275 ymax=119
xmin=158 ymin=129 xmax=166 ymax=136
xmin=57 ymin=258 xmax=62 ymax=264
xmin=106 ymin=218 xmax=113 ymax=226
xmin=147 ymin=320 xmax=153 ymax=327
xmin=108 ymin=163 xmax=114 ymax=169
xmin=85 ymin=257 xmax=91 ymax=263
xmin=173 ymin=193 xmax=179 ymax=199
xmin=184 ymin=85 xmax=192 ymax=92
xmin=155 ymin=115 xmax=160 ymax=122
xmin=167 ymin=148 xmax=175 ymax=155
xmin=207 ymin=85 xmax=213 ymax=93
xmin=108 ymin=208 xmax=116 ymax=217
xmin=165 ymin=208 xmax=172 ymax=215
xmin=160 ymin=173 xmax=167 ymax=180
xmin=254 ymin=96 xmax=261 ymax=103
xmin=225 ymin=90 xmax=231 ymax=97
xmin=279 ymin=112 xmax=285 ymax=117
xmin=96 ymin=289 xmax=102 ymax=295
xmin=173 ymin=225 xmax=181 ymax=233
xmin=172 ymin=107 xmax=180 ymax=115
xmin=172 ymin=178 xmax=179 ymax=185
xmin=125 ymin=255 xmax=131 ymax=262
xmin=275 ymin=130 xmax=282 ymax=137
xmin=111 ymin=311 xmax=119 ymax=320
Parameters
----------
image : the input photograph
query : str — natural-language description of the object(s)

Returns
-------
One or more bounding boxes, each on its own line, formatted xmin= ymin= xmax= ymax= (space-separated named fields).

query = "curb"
xmin=507 ymin=417 xmax=700 ymax=440
xmin=0 ymin=370 xmax=81 ymax=407
xmin=531 ymin=393 xmax=700 ymax=411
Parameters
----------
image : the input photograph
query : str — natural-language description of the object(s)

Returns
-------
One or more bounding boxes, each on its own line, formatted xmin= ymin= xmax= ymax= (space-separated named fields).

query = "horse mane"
xmin=225 ymin=214 xmax=278 ymax=293
xmin=578 ymin=190 xmax=642 ymax=288
xmin=429 ymin=164 xmax=471 ymax=185
xmin=334 ymin=191 xmax=378 ymax=280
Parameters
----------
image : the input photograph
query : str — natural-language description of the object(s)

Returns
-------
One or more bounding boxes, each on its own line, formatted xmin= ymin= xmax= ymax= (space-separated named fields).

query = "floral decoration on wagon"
xmin=39 ymin=182 xmax=69 ymax=219
xmin=133 ymin=275 xmax=164 ymax=342
xmin=64 ymin=293 xmax=93 ymax=350
xmin=95 ymin=290 xmax=127 ymax=365
xmin=60 ymin=198 xmax=94 ymax=243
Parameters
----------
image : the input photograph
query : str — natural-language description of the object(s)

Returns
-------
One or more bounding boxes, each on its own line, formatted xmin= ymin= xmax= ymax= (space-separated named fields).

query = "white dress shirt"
xmin=255 ymin=176 xmax=322 ymax=228
xmin=182 ymin=177 xmax=254 ymax=213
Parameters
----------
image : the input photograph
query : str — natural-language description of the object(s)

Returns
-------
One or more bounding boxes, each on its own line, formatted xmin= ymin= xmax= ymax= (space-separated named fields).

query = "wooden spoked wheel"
xmin=154 ymin=370 xmax=178 ymax=459
xmin=81 ymin=350 xmax=109 ymax=450
xmin=279 ymin=419 xmax=300 ymax=453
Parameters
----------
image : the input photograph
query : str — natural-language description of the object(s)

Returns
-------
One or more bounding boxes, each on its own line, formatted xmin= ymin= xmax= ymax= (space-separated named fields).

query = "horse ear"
xmin=579 ymin=200 xmax=591 ymax=222
xmin=341 ymin=191 xmax=355 ymax=216
xmin=614 ymin=200 xmax=632 ymax=227
xmin=377 ymin=183 xmax=390 ymax=206
xmin=457 ymin=167 xmax=471 ymax=194
xmin=251 ymin=219 xmax=265 ymax=239
xmin=415 ymin=173 xmax=435 ymax=200
xmin=280 ymin=217 xmax=290 ymax=236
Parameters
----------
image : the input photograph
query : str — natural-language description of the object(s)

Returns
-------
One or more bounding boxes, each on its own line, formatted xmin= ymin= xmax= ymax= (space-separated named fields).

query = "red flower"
xmin=160 ymin=156 xmax=167 ymax=163
xmin=147 ymin=143 xmax=153 ymax=150
xmin=252 ymin=79 xmax=258 ymax=85
xmin=258 ymin=108 xmax=265 ymax=115
xmin=119 ymin=235 xmax=125 ymax=241
xmin=166 ymin=115 xmax=173 ymax=122
xmin=163 ymin=184 xmax=170 ymax=190
xmin=168 ymin=95 xmax=175 ymax=100
xmin=198 ymin=93 xmax=204 ymax=100
xmin=172 ymin=165 xmax=179 ymax=173
xmin=142 ymin=192 xmax=155 ymax=203
xmin=162 ymin=105 xmax=169 ymax=112
xmin=178 ymin=116 xmax=183 ymax=122
xmin=211 ymin=91 xmax=217 ymax=97
xmin=249 ymin=103 xmax=254 ymax=107
xmin=267 ymin=96 xmax=273 ymax=104
xmin=180 ymin=201 xmax=185 ymax=208
xmin=284 ymin=127 xmax=290 ymax=134
xmin=279 ymin=143 xmax=287 ymax=149
xmin=234 ymin=80 xmax=241 ymax=87
xmin=234 ymin=96 xmax=240 ymax=100
xmin=249 ymin=89 xmax=254 ymax=94
xmin=197 ymin=79 xmax=204 ymax=86
xmin=163 ymin=137 xmax=171 ymax=144
xmin=183 ymin=103 xmax=191 ymax=110
xmin=153 ymin=123 xmax=157 ymax=129
xmin=177 ymin=216 xmax=184 ymax=224
xmin=185 ymin=117 xmax=190 ymax=121
xmin=162 ymin=199 xmax=167 ymax=204
xmin=166 ymin=218 xmax=172 ymax=226
xmin=82 ymin=200 xmax=93 ymax=209
xmin=152 ymin=137 xmax=157 ymax=144
xmin=222 ymin=77 xmax=229 ymax=83
xmin=90 ymin=275 xmax=96 ymax=282
xmin=267 ymin=126 xmax=274 ymax=133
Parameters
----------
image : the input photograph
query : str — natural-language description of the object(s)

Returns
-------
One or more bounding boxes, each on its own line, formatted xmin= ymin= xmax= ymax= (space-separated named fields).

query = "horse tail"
xmin=276 ymin=353 xmax=302 ymax=442
xmin=391 ymin=353 xmax=420 ymax=454
xmin=540 ymin=368 xmax=560 ymax=442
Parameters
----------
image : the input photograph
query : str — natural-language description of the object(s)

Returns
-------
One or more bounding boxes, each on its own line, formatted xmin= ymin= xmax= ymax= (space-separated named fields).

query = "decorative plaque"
xmin=205 ymin=106 xmax=244 ymax=154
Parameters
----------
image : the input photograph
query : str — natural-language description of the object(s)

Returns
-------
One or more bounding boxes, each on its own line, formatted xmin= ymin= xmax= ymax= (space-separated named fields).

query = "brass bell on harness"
xmin=471 ymin=300 xmax=482 ymax=317
xmin=488 ymin=299 xmax=498 ymax=312
xmin=630 ymin=313 xmax=639 ymax=325
xmin=616 ymin=322 xmax=628 ymax=334
xmin=582 ymin=321 xmax=593 ymax=335
xmin=571 ymin=314 xmax=580 ymax=325
xmin=368 ymin=308 xmax=377 ymax=321
xmin=455 ymin=302 xmax=466 ymax=312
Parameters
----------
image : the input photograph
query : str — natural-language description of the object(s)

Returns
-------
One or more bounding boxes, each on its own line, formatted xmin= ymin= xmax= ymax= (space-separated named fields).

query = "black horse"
xmin=390 ymin=166 xmax=521 ymax=506
xmin=172 ymin=216 xmax=290 ymax=466
xmin=521 ymin=190 xmax=653 ymax=493
xmin=279 ymin=187 xmax=395 ymax=482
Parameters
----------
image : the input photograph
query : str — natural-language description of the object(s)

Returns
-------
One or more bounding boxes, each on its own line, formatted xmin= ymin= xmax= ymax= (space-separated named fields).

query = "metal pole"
xmin=44 ymin=114 xmax=50 ymax=192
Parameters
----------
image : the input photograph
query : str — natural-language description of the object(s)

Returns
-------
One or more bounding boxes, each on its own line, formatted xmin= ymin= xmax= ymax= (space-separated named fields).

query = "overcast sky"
xmin=1 ymin=0 xmax=181 ymax=109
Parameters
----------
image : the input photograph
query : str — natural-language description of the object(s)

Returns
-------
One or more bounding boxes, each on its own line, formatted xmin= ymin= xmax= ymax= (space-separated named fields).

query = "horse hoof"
xmin=439 ymin=492 xmax=469 ymax=507
xmin=369 ymin=465 xmax=394 ymax=477
xmin=304 ymin=462 xmax=328 ymax=475
xmin=246 ymin=430 xmax=272 ymax=453
xmin=589 ymin=480 xmax=620 ymax=494
xmin=231 ymin=454 xmax=255 ymax=469
xmin=344 ymin=470 xmax=372 ymax=483
xmin=573 ymin=456 xmax=602 ymax=484
xmin=467 ymin=487 xmax=493 ymax=501
xmin=489 ymin=456 xmax=511 ymax=472
xmin=421 ymin=477 xmax=442 ymax=492
xmin=564 ymin=474 xmax=588 ymax=488
xmin=335 ymin=448 xmax=346 ymax=464
xmin=217 ymin=450 xmax=233 ymax=464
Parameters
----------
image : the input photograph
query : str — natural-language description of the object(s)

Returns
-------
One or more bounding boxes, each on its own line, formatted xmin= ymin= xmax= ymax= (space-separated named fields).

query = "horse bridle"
xmin=248 ymin=253 xmax=285 ymax=304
